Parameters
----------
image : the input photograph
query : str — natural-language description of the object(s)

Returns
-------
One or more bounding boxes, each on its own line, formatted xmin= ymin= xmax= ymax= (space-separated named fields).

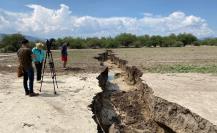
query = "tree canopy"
xmin=1 ymin=32 xmax=217 ymax=53
xmin=0 ymin=34 xmax=25 ymax=52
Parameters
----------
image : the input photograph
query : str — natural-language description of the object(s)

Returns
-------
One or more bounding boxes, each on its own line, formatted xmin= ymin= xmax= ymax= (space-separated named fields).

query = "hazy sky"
xmin=0 ymin=0 xmax=216 ymax=38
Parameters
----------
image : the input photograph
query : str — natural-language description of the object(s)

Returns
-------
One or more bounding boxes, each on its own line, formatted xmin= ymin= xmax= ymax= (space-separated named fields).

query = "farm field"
xmin=113 ymin=46 xmax=217 ymax=73
xmin=1 ymin=46 xmax=217 ymax=74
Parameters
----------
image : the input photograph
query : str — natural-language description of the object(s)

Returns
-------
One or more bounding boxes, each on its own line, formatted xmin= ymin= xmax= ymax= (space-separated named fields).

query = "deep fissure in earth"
xmin=90 ymin=50 xmax=217 ymax=133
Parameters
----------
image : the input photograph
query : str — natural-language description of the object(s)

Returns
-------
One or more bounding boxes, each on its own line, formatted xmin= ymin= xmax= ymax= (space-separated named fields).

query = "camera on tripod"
xmin=40 ymin=38 xmax=58 ymax=94
xmin=45 ymin=38 xmax=55 ymax=68
xmin=45 ymin=38 xmax=55 ymax=53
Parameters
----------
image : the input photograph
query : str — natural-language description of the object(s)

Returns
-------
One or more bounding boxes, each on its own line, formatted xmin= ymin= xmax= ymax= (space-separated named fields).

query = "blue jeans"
xmin=23 ymin=68 xmax=34 ymax=94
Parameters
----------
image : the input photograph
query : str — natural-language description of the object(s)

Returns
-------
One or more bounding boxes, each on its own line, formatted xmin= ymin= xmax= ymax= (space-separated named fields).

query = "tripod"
xmin=40 ymin=50 xmax=58 ymax=94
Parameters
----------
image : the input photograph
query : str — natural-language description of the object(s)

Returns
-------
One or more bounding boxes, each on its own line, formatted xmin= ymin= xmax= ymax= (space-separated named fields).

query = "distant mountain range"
xmin=0 ymin=33 xmax=43 ymax=42
xmin=25 ymin=35 xmax=44 ymax=42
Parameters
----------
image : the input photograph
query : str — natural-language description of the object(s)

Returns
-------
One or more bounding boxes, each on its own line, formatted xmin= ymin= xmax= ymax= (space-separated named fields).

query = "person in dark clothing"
xmin=61 ymin=42 xmax=69 ymax=69
xmin=17 ymin=39 xmax=39 ymax=97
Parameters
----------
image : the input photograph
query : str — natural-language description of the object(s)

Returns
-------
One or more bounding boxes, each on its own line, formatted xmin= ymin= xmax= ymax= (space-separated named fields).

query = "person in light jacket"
xmin=32 ymin=43 xmax=45 ymax=82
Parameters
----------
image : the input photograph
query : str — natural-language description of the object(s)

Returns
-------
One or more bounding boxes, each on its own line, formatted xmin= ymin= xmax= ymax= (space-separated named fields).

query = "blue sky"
xmin=0 ymin=0 xmax=216 ymax=38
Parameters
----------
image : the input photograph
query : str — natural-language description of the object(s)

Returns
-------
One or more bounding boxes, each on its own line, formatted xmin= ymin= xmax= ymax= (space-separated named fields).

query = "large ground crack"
xmin=91 ymin=50 xmax=217 ymax=133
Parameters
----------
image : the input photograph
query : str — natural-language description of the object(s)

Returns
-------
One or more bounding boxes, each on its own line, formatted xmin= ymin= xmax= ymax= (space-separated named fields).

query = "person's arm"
xmin=65 ymin=49 xmax=68 ymax=56
xmin=17 ymin=49 xmax=20 ymax=57
xmin=61 ymin=46 xmax=64 ymax=55
xmin=42 ymin=50 xmax=46 ymax=63
xmin=31 ymin=49 xmax=36 ymax=62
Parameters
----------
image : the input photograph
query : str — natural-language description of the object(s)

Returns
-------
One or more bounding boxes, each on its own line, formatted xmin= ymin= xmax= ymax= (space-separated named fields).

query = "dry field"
xmin=113 ymin=46 xmax=217 ymax=73
xmin=0 ymin=49 xmax=104 ymax=73
xmin=1 ymin=46 xmax=217 ymax=74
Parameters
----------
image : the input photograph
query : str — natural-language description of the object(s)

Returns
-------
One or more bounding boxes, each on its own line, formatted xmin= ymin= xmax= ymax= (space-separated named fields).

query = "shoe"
xmin=29 ymin=92 xmax=39 ymax=97
xmin=25 ymin=93 xmax=29 ymax=96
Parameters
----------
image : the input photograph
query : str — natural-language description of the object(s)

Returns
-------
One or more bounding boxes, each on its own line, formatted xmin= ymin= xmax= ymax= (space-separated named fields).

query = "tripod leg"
xmin=53 ymin=75 xmax=57 ymax=94
xmin=51 ymin=66 xmax=58 ymax=89
xmin=40 ymin=52 xmax=48 ymax=92
xmin=50 ymin=52 xmax=58 ymax=92
xmin=54 ymin=72 xmax=58 ymax=89
xmin=50 ymin=67 xmax=57 ymax=94
xmin=42 ymin=51 xmax=58 ymax=95
xmin=52 ymin=65 xmax=58 ymax=89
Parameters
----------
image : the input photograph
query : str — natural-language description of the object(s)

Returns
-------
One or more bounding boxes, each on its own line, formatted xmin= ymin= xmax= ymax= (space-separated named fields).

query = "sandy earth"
xmin=0 ymin=72 xmax=101 ymax=133
xmin=142 ymin=73 xmax=217 ymax=125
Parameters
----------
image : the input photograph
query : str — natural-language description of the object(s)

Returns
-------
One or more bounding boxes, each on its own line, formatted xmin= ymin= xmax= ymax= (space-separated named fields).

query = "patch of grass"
xmin=143 ymin=64 xmax=217 ymax=73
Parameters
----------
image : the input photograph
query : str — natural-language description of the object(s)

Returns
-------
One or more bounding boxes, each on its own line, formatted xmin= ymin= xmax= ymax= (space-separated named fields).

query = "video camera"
xmin=45 ymin=38 xmax=55 ymax=52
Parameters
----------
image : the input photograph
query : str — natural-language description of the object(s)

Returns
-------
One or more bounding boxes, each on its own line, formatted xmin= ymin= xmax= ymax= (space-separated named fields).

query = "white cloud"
xmin=143 ymin=12 xmax=153 ymax=17
xmin=0 ymin=4 xmax=214 ymax=38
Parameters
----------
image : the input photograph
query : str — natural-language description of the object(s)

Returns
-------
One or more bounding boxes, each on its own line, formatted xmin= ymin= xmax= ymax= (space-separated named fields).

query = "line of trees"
xmin=55 ymin=33 xmax=198 ymax=49
xmin=1 ymin=33 xmax=217 ymax=52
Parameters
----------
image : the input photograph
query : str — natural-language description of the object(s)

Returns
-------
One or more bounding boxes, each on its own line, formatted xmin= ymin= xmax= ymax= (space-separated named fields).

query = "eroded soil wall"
xmin=92 ymin=50 xmax=217 ymax=133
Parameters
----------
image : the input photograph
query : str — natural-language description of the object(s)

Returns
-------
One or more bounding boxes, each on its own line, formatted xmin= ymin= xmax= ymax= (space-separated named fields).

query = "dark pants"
xmin=35 ymin=62 xmax=43 ymax=81
xmin=23 ymin=68 xmax=34 ymax=94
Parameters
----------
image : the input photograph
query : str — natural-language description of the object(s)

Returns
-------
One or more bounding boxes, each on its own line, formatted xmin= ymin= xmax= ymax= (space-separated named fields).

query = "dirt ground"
xmin=142 ymin=73 xmax=217 ymax=125
xmin=0 ymin=72 xmax=101 ymax=133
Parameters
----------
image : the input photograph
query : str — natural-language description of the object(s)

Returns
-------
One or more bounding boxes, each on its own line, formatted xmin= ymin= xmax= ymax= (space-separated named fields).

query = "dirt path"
xmin=0 ymin=73 xmax=101 ymax=133
xmin=142 ymin=73 xmax=217 ymax=125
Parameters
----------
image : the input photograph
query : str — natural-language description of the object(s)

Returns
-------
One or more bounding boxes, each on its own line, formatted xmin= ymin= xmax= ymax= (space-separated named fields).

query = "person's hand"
xmin=32 ymin=54 xmax=36 ymax=58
